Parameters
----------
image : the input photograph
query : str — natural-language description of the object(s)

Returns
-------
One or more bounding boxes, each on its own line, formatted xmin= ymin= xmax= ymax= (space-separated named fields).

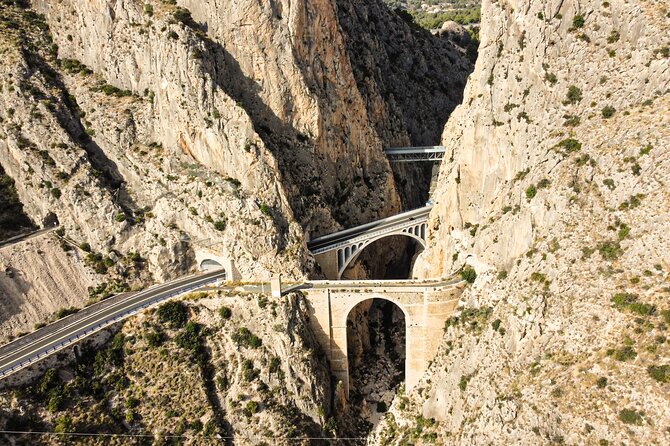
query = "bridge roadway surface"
xmin=307 ymin=205 xmax=432 ymax=253
xmin=0 ymin=268 xmax=227 ymax=380
xmin=0 ymin=271 xmax=457 ymax=380
xmin=384 ymin=146 xmax=446 ymax=162
xmin=0 ymin=225 xmax=58 ymax=250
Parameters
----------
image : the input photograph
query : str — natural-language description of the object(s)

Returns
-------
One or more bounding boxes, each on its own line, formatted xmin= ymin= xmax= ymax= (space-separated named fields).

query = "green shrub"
xmin=563 ymin=115 xmax=581 ymax=127
xmin=232 ymin=327 xmax=262 ymax=349
xmin=55 ymin=307 xmax=79 ymax=319
xmin=445 ymin=307 xmax=492 ymax=334
xmin=144 ymin=4 xmax=153 ymax=16
xmin=243 ymin=400 xmax=259 ymax=417
xmin=607 ymin=31 xmax=620 ymax=44
xmin=79 ymin=242 xmax=92 ymax=252
xmin=114 ymin=213 xmax=126 ymax=222
xmin=544 ymin=72 xmax=558 ymax=85
xmin=213 ymin=220 xmax=226 ymax=231
xmin=459 ymin=374 xmax=470 ymax=391
xmin=167 ymin=30 xmax=179 ymax=40
xmin=50 ymin=188 xmax=62 ymax=199
xmin=565 ymin=85 xmax=583 ymax=104
xmin=259 ymin=203 xmax=272 ymax=216
xmin=601 ymin=106 xmax=616 ymax=118
xmin=497 ymin=270 xmax=508 ymax=280
xmin=145 ymin=329 xmax=164 ymax=347
xmin=661 ymin=310 xmax=670 ymax=325
xmin=525 ymin=184 xmax=537 ymax=200
xmin=618 ymin=408 xmax=642 ymax=425
xmin=269 ymin=357 xmax=281 ymax=373
xmin=647 ymin=365 xmax=669 ymax=383
xmin=640 ymin=144 xmax=653 ymax=156
xmin=613 ymin=346 xmax=637 ymax=361
xmin=628 ymin=302 xmax=656 ymax=316
xmin=611 ymin=292 xmax=637 ymax=307
xmin=597 ymin=241 xmax=623 ymax=260
xmin=219 ymin=306 xmax=232 ymax=319
xmin=100 ymin=84 xmax=132 ymax=97
xmin=156 ymin=301 xmax=188 ymax=328
xmin=572 ymin=15 xmax=585 ymax=28
xmin=555 ymin=138 xmax=582 ymax=153
xmin=173 ymin=7 xmax=193 ymax=25
xmin=460 ymin=266 xmax=477 ymax=283
xmin=537 ymin=178 xmax=551 ymax=189
xmin=596 ymin=377 xmax=608 ymax=388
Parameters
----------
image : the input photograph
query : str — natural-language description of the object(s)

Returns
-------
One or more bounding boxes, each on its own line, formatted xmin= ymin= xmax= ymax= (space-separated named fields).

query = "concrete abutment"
xmin=303 ymin=282 xmax=463 ymax=400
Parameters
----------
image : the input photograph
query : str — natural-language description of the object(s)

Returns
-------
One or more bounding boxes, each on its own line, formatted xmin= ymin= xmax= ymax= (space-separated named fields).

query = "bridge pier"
xmin=303 ymin=282 xmax=462 ymax=401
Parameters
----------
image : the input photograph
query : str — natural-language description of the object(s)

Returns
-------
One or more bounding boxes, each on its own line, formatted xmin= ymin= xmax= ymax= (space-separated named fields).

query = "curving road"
xmin=0 ymin=268 xmax=227 ymax=380
xmin=307 ymin=205 xmax=432 ymax=253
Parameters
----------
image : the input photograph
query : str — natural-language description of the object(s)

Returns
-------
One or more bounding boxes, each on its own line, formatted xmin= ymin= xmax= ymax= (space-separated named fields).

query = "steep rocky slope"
xmin=0 ymin=0 xmax=471 ymax=335
xmin=0 ymin=236 xmax=98 ymax=343
xmin=0 ymin=291 xmax=332 ymax=445
xmin=381 ymin=0 xmax=670 ymax=444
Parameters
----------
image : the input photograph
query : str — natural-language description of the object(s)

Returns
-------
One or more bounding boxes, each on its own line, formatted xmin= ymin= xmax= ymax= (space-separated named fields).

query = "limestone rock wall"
xmin=387 ymin=0 xmax=670 ymax=444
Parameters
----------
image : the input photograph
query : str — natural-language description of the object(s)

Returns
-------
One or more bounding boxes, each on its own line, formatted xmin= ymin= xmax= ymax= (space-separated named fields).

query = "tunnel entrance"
xmin=341 ymin=235 xmax=423 ymax=280
xmin=200 ymin=259 xmax=226 ymax=274
xmin=346 ymin=298 xmax=406 ymax=428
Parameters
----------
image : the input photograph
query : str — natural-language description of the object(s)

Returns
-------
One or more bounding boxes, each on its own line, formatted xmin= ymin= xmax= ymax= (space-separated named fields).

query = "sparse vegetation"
xmin=647 ymin=365 xmax=669 ymax=383
xmin=597 ymin=240 xmax=623 ymax=260
xmin=460 ymin=266 xmax=477 ymax=283
xmin=619 ymin=408 xmax=642 ymax=425
xmin=525 ymin=184 xmax=537 ymax=200
xmin=232 ymin=327 xmax=262 ymax=349
xmin=565 ymin=85 xmax=583 ymax=104
xmin=601 ymin=105 xmax=616 ymax=118
xmin=156 ymin=301 xmax=188 ymax=328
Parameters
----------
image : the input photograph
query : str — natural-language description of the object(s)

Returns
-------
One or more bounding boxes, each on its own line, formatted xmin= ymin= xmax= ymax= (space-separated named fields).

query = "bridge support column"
xmin=313 ymin=251 xmax=341 ymax=280
xmin=303 ymin=285 xmax=463 ymax=407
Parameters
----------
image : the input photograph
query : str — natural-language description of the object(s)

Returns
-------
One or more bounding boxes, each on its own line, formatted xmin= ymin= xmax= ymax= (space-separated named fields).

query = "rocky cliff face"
xmin=387 ymin=0 xmax=670 ymax=444
xmin=0 ymin=0 xmax=471 ymax=293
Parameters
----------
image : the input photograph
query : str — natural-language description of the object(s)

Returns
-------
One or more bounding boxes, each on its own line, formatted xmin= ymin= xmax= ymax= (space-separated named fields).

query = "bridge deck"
xmin=384 ymin=146 xmax=446 ymax=162
xmin=307 ymin=205 xmax=432 ymax=253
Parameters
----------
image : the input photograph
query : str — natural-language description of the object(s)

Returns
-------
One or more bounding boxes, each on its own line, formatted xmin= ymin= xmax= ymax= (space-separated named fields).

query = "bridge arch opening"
xmin=346 ymin=298 xmax=406 ymax=422
xmin=199 ymin=259 xmax=227 ymax=277
xmin=341 ymin=233 xmax=425 ymax=280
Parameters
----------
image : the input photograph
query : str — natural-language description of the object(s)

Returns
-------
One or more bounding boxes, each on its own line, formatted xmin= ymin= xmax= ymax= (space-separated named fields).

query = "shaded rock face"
xmin=371 ymin=0 xmax=670 ymax=444
xmin=0 ymin=0 xmax=473 ymax=290
xmin=337 ymin=0 xmax=473 ymax=211
xmin=346 ymin=299 xmax=406 ymax=435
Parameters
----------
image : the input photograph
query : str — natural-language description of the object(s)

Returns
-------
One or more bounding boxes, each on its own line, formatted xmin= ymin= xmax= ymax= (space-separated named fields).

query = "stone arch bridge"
xmin=307 ymin=205 xmax=432 ymax=280
xmin=299 ymin=278 xmax=463 ymax=399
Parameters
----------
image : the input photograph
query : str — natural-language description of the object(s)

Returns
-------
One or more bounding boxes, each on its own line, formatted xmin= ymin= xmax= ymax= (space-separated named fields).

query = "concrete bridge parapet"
xmin=302 ymin=280 xmax=464 ymax=399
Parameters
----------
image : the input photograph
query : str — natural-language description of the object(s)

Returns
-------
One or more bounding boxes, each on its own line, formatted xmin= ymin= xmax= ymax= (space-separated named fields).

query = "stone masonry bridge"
xmin=294 ymin=278 xmax=464 ymax=399
xmin=307 ymin=205 xmax=432 ymax=280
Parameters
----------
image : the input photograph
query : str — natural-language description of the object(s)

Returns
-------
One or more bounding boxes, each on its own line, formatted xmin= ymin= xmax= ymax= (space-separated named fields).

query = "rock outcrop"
xmin=383 ymin=0 xmax=670 ymax=444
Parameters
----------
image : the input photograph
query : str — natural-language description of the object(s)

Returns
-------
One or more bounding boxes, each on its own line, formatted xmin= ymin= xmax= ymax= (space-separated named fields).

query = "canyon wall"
xmin=381 ymin=0 xmax=670 ymax=444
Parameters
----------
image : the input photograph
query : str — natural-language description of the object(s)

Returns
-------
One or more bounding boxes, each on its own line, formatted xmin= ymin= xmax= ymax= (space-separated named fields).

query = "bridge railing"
xmin=309 ymin=215 xmax=429 ymax=254
xmin=308 ymin=205 xmax=432 ymax=252
xmin=384 ymin=146 xmax=446 ymax=163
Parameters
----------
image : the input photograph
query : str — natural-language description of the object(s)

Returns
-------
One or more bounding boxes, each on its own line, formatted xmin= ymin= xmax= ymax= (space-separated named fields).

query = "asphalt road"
xmin=0 ymin=226 xmax=58 ymax=250
xmin=0 ymin=268 xmax=227 ymax=379
xmin=307 ymin=205 xmax=432 ymax=252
